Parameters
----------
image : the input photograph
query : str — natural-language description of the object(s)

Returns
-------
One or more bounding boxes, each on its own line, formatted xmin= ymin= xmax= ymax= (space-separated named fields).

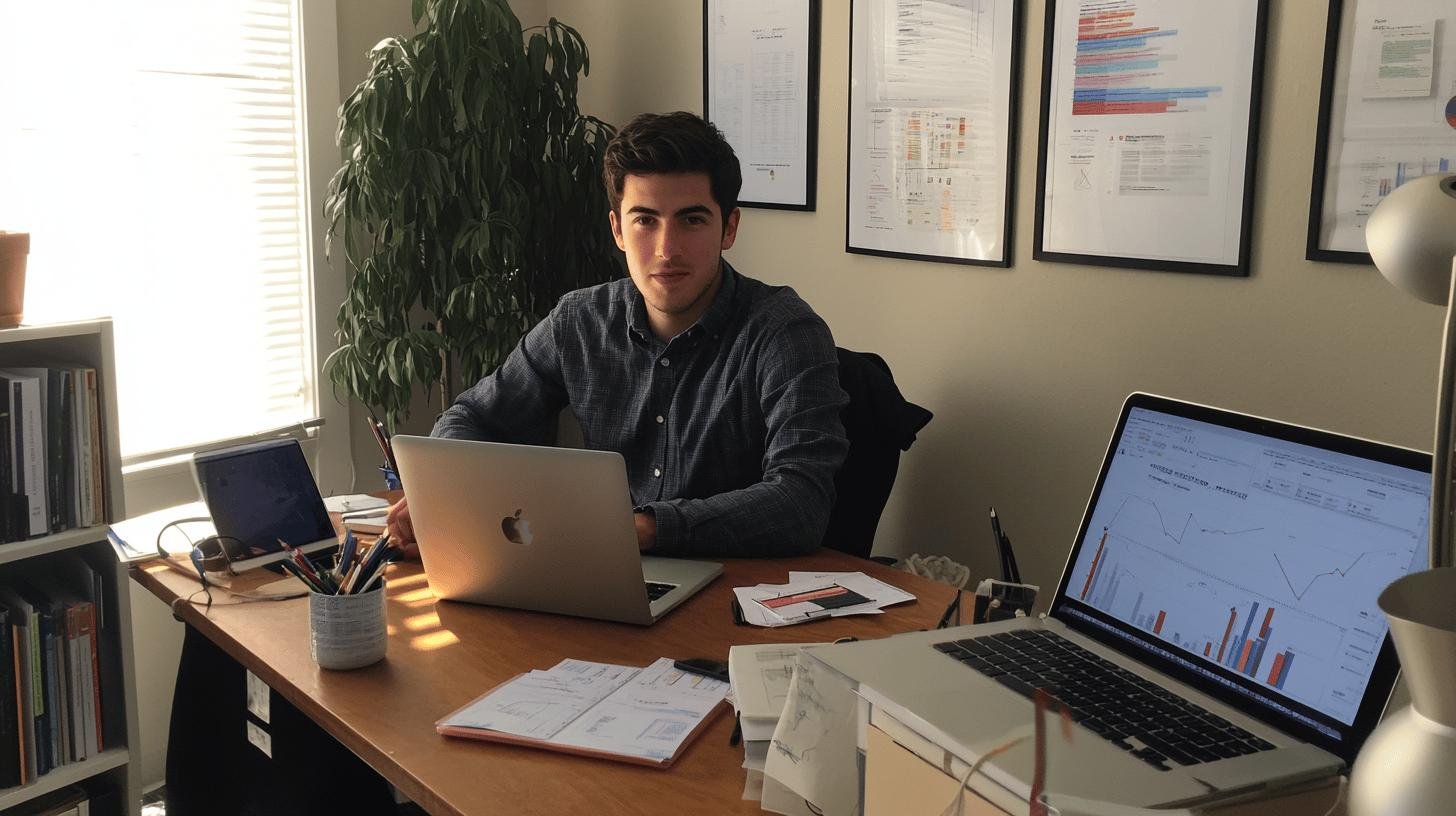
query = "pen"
xmin=365 ymin=415 xmax=398 ymax=472
xmin=935 ymin=589 xmax=963 ymax=629
xmin=336 ymin=530 xmax=358 ymax=580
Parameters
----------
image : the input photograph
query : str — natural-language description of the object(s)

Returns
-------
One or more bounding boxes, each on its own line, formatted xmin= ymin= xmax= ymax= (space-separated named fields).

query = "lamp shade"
xmin=1366 ymin=174 xmax=1456 ymax=306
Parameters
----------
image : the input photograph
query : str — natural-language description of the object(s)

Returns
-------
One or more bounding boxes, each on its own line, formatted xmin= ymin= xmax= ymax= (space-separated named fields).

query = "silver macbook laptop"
xmin=816 ymin=393 xmax=1426 ymax=809
xmin=392 ymin=435 xmax=723 ymax=625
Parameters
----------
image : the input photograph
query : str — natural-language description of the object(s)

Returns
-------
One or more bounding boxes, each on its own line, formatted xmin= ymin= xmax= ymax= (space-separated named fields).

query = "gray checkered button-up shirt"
xmin=432 ymin=263 xmax=849 ymax=557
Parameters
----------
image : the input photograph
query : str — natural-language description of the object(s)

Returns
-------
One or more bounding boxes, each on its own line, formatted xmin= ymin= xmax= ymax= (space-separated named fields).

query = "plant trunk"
xmin=438 ymin=317 xmax=454 ymax=414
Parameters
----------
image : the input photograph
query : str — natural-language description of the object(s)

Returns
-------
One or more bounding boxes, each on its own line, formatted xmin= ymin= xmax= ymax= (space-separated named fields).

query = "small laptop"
xmin=392 ymin=435 xmax=723 ymax=625
xmin=192 ymin=438 xmax=340 ymax=572
xmin=815 ymin=393 xmax=1427 ymax=809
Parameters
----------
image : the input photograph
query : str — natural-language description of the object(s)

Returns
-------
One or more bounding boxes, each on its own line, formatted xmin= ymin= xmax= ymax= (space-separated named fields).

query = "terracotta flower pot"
xmin=0 ymin=232 xmax=27 ymax=328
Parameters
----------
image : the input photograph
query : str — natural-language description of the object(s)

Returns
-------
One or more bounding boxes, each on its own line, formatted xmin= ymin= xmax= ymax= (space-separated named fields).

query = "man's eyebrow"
xmin=625 ymin=204 xmax=714 ymax=218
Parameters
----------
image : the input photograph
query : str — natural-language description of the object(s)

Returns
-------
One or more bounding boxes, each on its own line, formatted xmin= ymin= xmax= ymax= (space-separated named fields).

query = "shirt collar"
xmin=626 ymin=259 xmax=740 ymax=345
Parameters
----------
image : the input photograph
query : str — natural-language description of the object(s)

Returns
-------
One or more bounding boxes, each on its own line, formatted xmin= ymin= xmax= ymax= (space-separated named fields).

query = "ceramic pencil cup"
xmin=309 ymin=580 xmax=387 ymax=670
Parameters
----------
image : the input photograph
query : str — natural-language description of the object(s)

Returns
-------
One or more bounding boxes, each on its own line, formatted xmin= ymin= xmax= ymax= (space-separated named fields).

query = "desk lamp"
xmin=1348 ymin=172 xmax=1456 ymax=816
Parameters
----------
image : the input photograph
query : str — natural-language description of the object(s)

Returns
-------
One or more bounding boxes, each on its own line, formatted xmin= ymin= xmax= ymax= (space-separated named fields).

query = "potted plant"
xmin=324 ymin=0 xmax=618 ymax=430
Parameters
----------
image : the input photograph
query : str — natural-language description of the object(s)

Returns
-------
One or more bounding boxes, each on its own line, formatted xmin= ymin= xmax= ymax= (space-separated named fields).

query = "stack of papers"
xmin=728 ymin=643 xmax=816 ymax=801
xmin=732 ymin=571 xmax=915 ymax=627
xmin=436 ymin=657 xmax=729 ymax=767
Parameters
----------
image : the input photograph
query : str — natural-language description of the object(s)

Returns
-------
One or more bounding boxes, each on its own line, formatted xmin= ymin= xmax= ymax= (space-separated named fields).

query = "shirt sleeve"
xmin=644 ymin=312 xmax=848 ymax=558
xmin=431 ymin=302 xmax=569 ymax=443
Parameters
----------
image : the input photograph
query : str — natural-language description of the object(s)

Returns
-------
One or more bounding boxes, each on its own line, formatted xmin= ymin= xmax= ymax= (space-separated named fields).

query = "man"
xmin=387 ymin=111 xmax=847 ymax=557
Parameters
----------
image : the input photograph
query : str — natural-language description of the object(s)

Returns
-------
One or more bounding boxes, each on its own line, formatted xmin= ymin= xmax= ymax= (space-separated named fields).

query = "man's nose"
xmin=656 ymin=224 xmax=685 ymax=259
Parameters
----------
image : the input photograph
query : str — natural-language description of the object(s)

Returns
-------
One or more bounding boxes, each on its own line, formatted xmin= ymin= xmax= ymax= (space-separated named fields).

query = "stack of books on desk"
xmin=728 ymin=643 xmax=819 ymax=801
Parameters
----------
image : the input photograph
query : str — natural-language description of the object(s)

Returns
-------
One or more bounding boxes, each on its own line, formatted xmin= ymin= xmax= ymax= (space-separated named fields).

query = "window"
xmin=0 ymin=0 xmax=339 ymax=461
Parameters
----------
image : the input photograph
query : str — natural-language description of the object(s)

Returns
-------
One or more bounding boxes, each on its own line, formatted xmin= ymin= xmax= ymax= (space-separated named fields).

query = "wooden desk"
xmin=133 ymin=551 xmax=955 ymax=816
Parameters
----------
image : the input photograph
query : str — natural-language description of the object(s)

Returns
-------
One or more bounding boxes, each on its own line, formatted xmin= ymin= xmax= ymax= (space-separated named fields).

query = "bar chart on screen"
xmin=1065 ymin=409 xmax=1428 ymax=724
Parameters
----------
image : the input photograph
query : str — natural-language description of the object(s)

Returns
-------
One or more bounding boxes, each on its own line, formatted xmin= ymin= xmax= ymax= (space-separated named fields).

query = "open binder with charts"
xmin=436 ymin=657 xmax=729 ymax=768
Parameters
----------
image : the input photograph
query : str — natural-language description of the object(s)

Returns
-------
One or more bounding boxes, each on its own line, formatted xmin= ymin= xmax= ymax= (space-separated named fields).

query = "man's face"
xmin=610 ymin=172 xmax=740 ymax=340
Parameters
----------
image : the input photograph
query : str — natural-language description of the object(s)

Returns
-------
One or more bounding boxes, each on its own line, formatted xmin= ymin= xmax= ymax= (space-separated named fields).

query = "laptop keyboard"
xmin=646 ymin=581 xmax=676 ymax=602
xmin=932 ymin=629 xmax=1275 ymax=771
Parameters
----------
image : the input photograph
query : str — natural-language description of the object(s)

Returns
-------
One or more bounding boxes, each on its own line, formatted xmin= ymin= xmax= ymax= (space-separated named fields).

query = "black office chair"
xmin=820 ymin=348 xmax=933 ymax=559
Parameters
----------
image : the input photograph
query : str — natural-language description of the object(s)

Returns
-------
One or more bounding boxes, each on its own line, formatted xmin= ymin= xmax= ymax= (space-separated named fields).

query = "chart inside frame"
xmin=703 ymin=0 xmax=821 ymax=211
xmin=1306 ymin=0 xmax=1456 ymax=265
xmin=844 ymin=0 xmax=1021 ymax=268
xmin=1033 ymin=0 xmax=1268 ymax=277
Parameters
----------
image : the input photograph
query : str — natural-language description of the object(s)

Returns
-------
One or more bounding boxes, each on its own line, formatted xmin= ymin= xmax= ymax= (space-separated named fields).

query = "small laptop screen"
xmin=1055 ymin=400 xmax=1428 ymax=748
xmin=194 ymin=439 xmax=336 ymax=564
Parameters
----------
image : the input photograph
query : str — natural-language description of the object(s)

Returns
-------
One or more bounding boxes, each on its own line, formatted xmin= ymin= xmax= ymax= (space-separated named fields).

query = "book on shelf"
xmin=0 ymin=365 xmax=103 ymax=544
xmin=437 ymin=657 xmax=729 ymax=768
xmin=0 ymin=369 xmax=48 ymax=539
xmin=0 ymin=602 xmax=19 ymax=788
xmin=0 ymin=583 xmax=39 ymax=782
xmin=0 ymin=568 xmax=109 ymax=790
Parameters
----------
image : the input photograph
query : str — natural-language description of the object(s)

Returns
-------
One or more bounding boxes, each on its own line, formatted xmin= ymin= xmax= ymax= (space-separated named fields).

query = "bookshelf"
xmin=0 ymin=319 xmax=138 ymax=816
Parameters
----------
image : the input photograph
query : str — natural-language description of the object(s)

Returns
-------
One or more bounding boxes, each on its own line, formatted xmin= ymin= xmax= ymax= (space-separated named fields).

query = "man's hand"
xmin=634 ymin=510 xmax=657 ymax=552
xmin=386 ymin=497 xmax=420 ymax=559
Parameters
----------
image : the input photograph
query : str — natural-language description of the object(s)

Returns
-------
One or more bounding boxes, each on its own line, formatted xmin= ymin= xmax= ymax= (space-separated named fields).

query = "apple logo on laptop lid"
xmin=501 ymin=508 xmax=533 ymax=546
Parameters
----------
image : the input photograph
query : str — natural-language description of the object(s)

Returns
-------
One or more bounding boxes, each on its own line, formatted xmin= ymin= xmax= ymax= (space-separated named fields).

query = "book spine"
xmin=44 ymin=372 xmax=62 ymax=533
xmin=13 ymin=613 xmax=33 ymax=784
xmin=0 ymin=610 xmax=18 ymax=787
xmin=65 ymin=370 xmax=81 ymax=529
xmin=16 ymin=381 xmax=45 ymax=537
xmin=79 ymin=601 xmax=100 ymax=755
xmin=26 ymin=604 xmax=44 ymax=776
xmin=59 ymin=370 xmax=76 ymax=531
xmin=55 ymin=610 xmax=71 ymax=765
xmin=86 ymin=371 xmax=105 ymax=523
xmin=80 ymin=370 xmax=98 ymax=527
xmin=0 ymin=382 xmax=12 ymax=544
xmin=66 ymin=605 xmax=85 ymax=762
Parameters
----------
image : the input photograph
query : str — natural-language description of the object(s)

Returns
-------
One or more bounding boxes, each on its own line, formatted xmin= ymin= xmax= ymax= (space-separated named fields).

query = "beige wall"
xmin=537 ymin=0 xmax=1443 ymax=589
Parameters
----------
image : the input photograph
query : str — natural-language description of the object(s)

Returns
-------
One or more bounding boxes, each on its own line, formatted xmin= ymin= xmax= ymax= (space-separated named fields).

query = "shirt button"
xmin=659 ymin=357 xmax=670 ymax=367
xmin=653 ymin=467 xmax=662 ymax=478
xmin=655 ymin=415 xmax=664 ymax=424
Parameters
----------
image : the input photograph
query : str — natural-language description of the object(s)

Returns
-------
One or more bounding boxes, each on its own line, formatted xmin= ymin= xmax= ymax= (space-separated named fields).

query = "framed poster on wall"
xmin=846 ymin=0 xmax=1021 ymax=267
xmin=1034 ymin=0 xmax=1268 ymax=276
xmin=1307 ymin=0 xmax=1456 ymax=264
xmin=704 ymin=0 xmax=821 ymax=210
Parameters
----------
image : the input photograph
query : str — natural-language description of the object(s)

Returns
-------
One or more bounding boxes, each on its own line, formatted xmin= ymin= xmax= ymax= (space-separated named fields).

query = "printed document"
xmin=438 ymin=658 xmax=728 ymax=764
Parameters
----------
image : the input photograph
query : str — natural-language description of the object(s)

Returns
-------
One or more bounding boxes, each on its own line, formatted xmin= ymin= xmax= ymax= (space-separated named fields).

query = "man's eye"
xmin=634 ymin=216 xmax=656 ymax=226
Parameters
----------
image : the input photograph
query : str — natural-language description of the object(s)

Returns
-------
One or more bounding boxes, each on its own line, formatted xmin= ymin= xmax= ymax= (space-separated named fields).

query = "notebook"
xmin=812 ymin=392 xmax=1427 ymax=810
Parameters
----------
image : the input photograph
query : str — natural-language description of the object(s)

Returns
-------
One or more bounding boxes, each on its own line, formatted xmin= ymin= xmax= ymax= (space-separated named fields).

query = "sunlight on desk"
xmin=404 ymin=611 xmax=442 ymax=631
xmin=389 ymin=570 xmax=429 ymax=588
xmin=409 ymin=630 xmax=460 ymax=650
xmin=397 ymin=587 xmax=437 ymax=605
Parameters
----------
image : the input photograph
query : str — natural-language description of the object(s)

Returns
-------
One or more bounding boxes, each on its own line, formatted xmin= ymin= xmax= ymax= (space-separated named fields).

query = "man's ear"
xmin=609 ymin=209 xmax=626 ymax=252
xmin=720 ymin=207 xmax=741 ymax=251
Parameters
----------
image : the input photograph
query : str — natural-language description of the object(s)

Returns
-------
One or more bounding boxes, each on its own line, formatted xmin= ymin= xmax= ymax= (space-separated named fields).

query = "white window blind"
xmin=0 ymin=0 xmax=318 ymax=458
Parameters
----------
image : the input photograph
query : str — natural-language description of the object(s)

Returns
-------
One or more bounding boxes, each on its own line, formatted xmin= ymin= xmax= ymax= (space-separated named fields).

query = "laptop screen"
xmin=194 ymin=439 xmax=337 ymax=567
xmin=1052 ymin=395 xmax=1428 ymax=762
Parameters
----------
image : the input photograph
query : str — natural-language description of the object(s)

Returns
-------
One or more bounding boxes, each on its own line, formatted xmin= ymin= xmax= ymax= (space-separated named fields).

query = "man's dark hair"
xmin=602 ymin=111 xmax=742 ymax=222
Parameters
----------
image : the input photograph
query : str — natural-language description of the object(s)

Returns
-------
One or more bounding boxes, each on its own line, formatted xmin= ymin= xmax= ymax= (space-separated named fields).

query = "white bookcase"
xmin=0 ymin=320 xmax=138 ymax=816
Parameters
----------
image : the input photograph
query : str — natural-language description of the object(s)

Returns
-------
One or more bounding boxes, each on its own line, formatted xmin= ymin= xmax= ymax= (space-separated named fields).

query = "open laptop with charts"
xmin=192 ymin=439 xmax=340 ymax=572
xmin=815 ymin=393 xmax=1427 ymax=810
xmin=392 ymin=435 xmax=722 ymax=625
